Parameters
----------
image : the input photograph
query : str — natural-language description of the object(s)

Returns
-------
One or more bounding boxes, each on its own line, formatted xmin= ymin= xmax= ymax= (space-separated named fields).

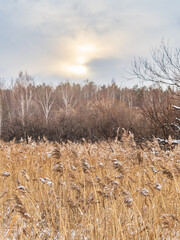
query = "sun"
xmin=66 ymin=65 xmax=87 ymax=75
xmin=59 ymin=43 xmax=97 ymax=76
xmin=60 ymin=63 xmax=87 ymax=76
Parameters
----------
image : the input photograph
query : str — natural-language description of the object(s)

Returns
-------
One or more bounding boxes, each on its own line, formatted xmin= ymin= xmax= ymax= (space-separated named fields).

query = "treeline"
xmin=0 ymin=72 xmax=179 ymax=142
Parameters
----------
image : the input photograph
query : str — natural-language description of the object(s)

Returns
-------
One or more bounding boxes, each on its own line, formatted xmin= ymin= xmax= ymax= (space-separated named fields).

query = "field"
xmin=0 ymin=133 xmax=180 ymax=239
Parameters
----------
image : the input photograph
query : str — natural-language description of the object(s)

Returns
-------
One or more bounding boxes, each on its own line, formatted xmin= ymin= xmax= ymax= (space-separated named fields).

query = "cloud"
xmin=0 ymin=0 xmax=180 ymax=86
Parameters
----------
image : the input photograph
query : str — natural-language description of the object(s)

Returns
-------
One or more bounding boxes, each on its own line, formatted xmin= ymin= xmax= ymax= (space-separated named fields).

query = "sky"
xmin=0 ymin=0 xmax=180 ymax=87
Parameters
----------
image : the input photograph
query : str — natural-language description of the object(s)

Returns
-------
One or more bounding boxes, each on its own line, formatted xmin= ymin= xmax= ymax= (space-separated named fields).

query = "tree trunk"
xmin=0 ymin=90 xmax=2 ymax=138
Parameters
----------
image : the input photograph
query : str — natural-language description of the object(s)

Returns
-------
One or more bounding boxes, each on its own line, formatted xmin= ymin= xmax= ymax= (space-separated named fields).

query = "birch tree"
xmin=0 ymin=79 xmax=4 ymax=138
xmin=58 ymin=83 xmax=78 ymax=114
xmin=37 ymin=85 xmax=55 ymax=125
xmin=13 ymin=72 xmax=34 ymax=140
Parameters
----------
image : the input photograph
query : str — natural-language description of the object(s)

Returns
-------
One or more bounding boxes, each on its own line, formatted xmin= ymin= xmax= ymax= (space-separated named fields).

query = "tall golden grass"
xmin=0 ymin=134 xmax=180 ymax=239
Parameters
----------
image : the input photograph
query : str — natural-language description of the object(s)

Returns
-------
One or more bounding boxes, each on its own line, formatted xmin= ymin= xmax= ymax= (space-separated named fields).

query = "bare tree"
xmin=0 ymin=79 xmax=5 ymax=138
xmin=58 ymin=83 xmax=78 ymax=114
xmin=132 ymin=41 xmax=180 ymax=140
xmin=37 ymin=85 xmax=55 ymax=125
xmin=12 ymin=72 xmax=34 ymax=141
xmin=132 ymin=41 xmax=180 ymax=88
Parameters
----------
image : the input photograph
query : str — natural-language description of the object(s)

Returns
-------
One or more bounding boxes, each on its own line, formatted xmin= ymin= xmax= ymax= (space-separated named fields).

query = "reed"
xmin=0 ymin=135 xmax=179 ymax=239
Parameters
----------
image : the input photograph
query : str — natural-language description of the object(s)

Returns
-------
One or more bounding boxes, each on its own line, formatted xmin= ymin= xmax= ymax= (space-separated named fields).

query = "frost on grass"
xmin=2 ymin=171 xmax=10 ymax=177
xmin=0 ymin=135 xmax=180 ymax=239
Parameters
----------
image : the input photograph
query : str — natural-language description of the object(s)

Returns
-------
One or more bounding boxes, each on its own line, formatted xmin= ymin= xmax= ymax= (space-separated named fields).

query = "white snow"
xmin=2 ymin=171 xmax=10 ymax=177
xmin=173 ymin=105 xmax=180 ymax=110
xmin=157 ymin=138 xmax=180 ymax=144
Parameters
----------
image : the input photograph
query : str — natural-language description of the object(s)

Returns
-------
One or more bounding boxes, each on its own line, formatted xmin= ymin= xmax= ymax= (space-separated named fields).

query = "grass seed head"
xmin=2 ymin=171 xmax=10 ymax=177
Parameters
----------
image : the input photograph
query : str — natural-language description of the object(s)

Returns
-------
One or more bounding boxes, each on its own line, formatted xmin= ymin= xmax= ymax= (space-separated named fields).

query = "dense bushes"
xmin=0 ymin=73 xmax=179 ymax=142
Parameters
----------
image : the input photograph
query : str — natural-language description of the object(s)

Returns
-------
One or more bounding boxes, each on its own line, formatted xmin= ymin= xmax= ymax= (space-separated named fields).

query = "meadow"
xmin=0 ymin=133 xmax=180 ymax=239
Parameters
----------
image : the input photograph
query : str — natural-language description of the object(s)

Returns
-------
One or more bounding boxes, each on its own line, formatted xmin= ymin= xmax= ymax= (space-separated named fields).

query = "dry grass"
xmin=0 ymin=134 xmax=180 ymax=239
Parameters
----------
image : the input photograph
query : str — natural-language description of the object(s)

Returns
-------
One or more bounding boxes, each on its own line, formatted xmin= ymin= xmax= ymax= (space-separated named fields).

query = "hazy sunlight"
xmin=64 ymin=64 xmax=87 ymax=75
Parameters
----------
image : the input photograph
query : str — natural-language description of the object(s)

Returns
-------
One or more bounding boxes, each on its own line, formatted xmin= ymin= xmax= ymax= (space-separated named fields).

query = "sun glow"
xmin=77 ymin=44 xmax=96 ymax=53
xmin=65 ymin=64 xmax=87 ymax=75
xmin=76 ymin=56 xmax=86 ymax=64
xmin=59 ymin=43 xmax=97 ymax=76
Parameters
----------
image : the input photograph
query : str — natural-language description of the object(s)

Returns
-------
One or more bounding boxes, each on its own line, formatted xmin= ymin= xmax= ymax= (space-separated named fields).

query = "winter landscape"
xmin=1 ymin=134 xmax=180 ymax=239
xmin=0 ymin=0 xmax=180 ymax=239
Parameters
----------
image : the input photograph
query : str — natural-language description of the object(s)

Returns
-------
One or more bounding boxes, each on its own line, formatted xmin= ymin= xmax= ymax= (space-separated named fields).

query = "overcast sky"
xmin=0 ymin=0 xmax=180 ymax=87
